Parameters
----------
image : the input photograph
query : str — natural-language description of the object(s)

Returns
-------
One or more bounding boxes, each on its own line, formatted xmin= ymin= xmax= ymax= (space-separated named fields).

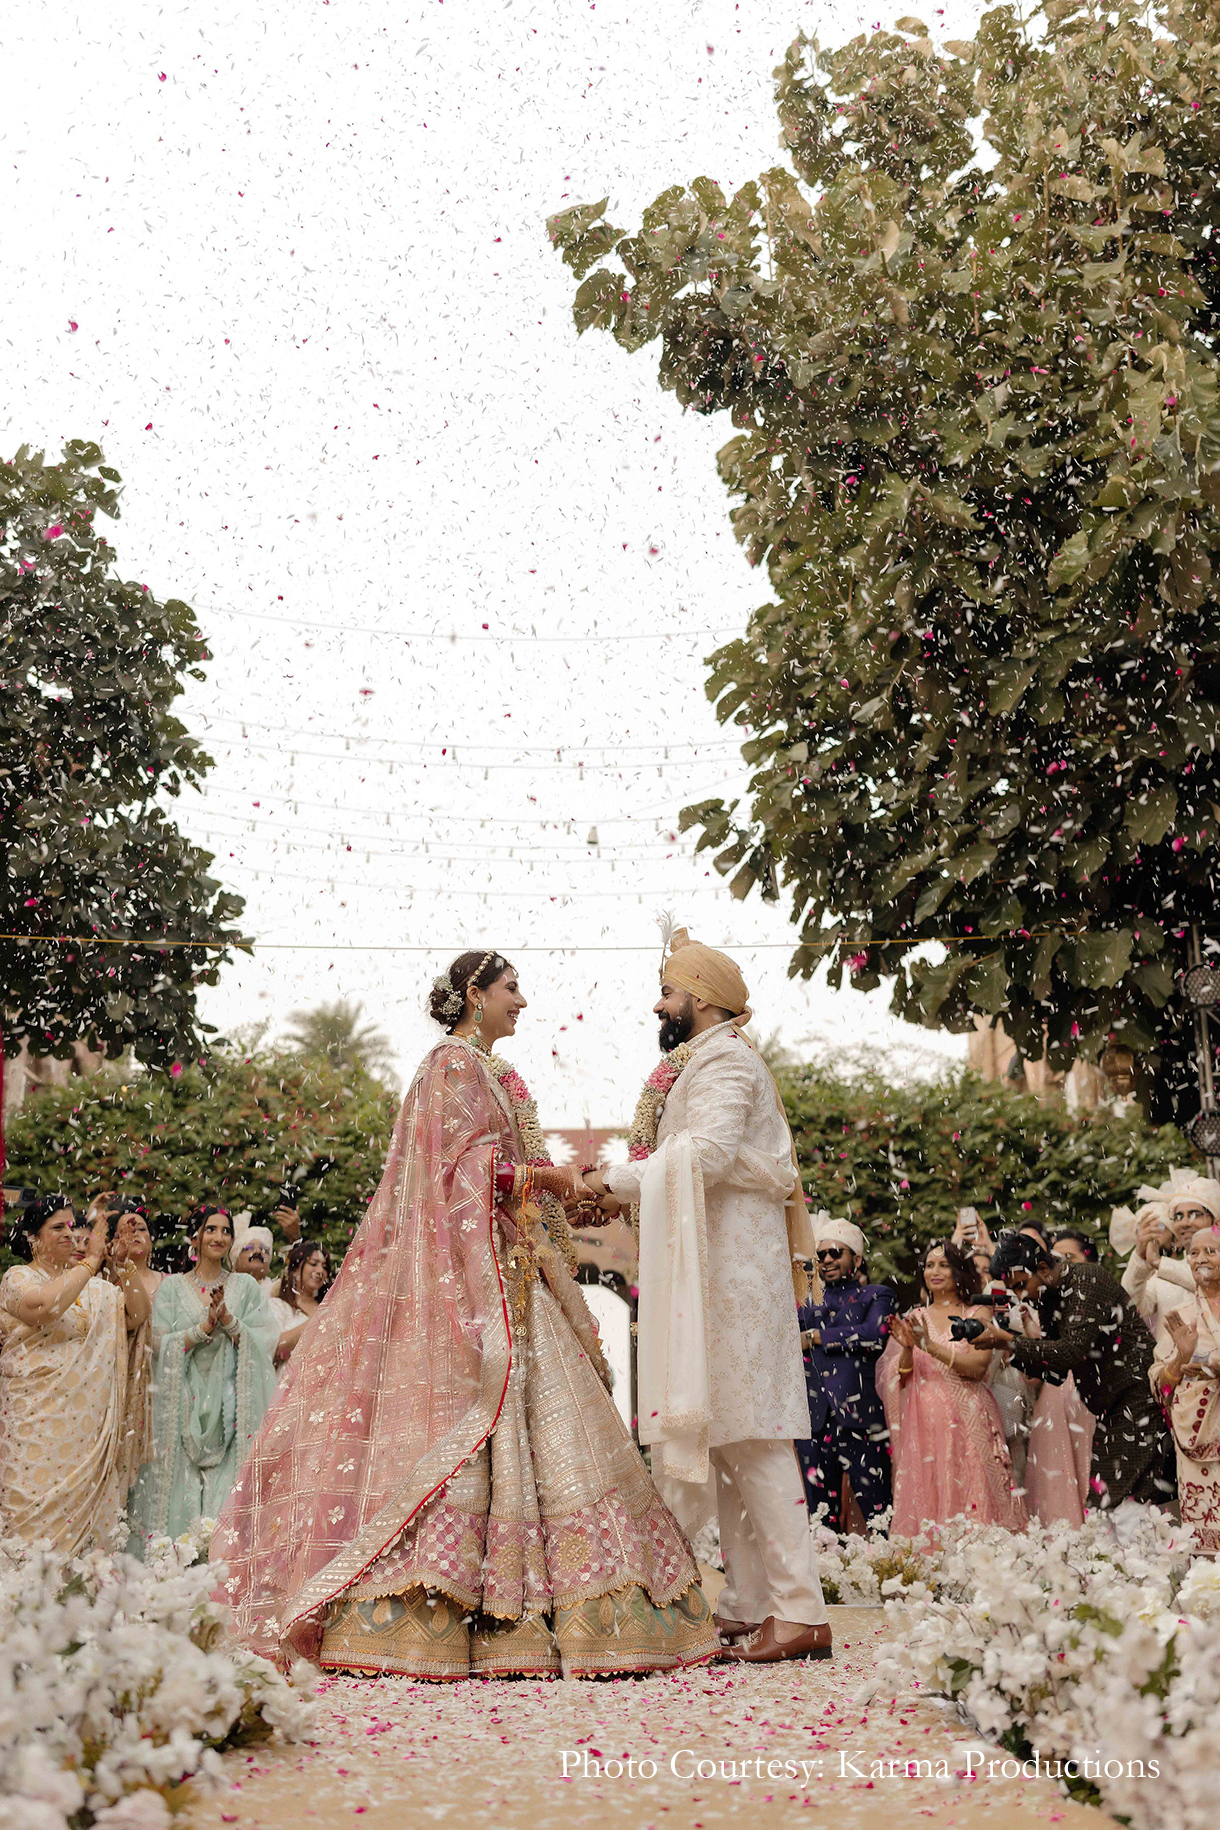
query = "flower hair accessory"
xmin=430 ymin=973 xmax=464 ymax=1021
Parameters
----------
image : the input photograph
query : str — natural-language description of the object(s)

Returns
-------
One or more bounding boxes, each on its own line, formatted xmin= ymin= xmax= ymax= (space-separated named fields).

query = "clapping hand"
xmin=888 ymin=1314 xmax=916 ymax=1350
xmin=108 ymin=1215 xmax=135 ymax=1267
xmin=1166 ymin=1308 xmax=1199 ymax=1363
xmin=907 ymin=1311 xmax=933 ymax=1351
xmin=85 ymin=1210 xmax=109 ymax=1272
xmin=1136 ymin=1209 xmax=1171 ymax=1266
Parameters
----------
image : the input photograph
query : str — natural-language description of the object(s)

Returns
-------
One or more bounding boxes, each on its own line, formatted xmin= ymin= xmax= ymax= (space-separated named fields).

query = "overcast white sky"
xmin=5 ymin=0 xmax=974 ymax=1122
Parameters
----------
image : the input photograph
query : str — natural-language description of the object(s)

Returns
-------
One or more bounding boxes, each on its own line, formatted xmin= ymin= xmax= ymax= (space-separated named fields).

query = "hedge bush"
xmin=781 ymin=1066 xmax=1195 ymax=1289
xmin=3 ymin=1047 xmax=397 ymax=1268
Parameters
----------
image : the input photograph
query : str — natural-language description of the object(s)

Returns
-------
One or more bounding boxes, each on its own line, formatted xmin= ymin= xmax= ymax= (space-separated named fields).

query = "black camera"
xmin=949 ymin=1315 xmax=986 ymax=1343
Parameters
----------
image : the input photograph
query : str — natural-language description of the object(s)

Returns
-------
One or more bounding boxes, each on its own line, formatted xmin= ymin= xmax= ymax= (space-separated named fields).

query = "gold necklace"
xmin=454 ymin=1027 xmax=491 ymax=1056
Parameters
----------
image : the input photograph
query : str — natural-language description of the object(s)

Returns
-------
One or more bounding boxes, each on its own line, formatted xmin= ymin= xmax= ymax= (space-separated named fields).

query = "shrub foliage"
xmin=780 ymin=1064 xmax=1194 ymax=1285
xmin=3 ymin=1048 xmax=397 ymax=1266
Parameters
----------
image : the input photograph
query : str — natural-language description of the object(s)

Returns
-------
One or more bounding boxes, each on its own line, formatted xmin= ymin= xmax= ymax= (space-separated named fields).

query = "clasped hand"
xmin=571 ymin=1168 xmax=624 ymax=1226
xmin=202 ymin=1285 xmax=233 ymax=1337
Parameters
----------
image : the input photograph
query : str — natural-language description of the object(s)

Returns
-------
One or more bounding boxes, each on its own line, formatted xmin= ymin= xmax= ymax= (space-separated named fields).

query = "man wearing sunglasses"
xmin=795 ymin=1218 xmax=896 ymax=1533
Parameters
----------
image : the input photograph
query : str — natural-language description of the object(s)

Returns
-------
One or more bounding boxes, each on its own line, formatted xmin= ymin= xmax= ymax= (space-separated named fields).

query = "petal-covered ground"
xmin=184 ymin=1608 xmax=1112 ymax=1829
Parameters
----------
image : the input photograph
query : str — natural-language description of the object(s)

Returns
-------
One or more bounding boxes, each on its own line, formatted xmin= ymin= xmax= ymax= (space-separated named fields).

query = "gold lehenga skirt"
xmin=319 ymin=1274 xmax=718 ymax=1679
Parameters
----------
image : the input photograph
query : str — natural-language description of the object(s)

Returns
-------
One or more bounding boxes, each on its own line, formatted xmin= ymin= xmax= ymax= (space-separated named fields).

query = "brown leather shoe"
xmin=714 ymin=1613 xmax=761 ymax=1644
xmin=730 ymin=1616 xmax=833 ymax=1663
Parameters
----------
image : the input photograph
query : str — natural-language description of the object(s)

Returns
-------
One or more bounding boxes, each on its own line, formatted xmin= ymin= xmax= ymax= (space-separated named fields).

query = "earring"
xmin=474 ymin=1002 xmax=484 ymax=1038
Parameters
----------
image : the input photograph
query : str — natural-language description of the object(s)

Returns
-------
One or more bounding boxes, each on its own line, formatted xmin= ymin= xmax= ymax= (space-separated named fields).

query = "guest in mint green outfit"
xmin=128 ymin=1207 xmax=278 ymax=1549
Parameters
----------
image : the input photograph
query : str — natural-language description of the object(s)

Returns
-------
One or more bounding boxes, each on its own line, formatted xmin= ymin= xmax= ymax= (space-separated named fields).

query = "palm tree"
xmin=282 ymin=999 xmax=396 ymax=1081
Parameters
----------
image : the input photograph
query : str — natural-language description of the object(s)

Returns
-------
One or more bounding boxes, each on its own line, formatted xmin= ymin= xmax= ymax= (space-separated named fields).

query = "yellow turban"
xmin=660 ymin=926 xmax=815 ymax=1299
xmin=662 ymin=928 xmax=751 ymax=1022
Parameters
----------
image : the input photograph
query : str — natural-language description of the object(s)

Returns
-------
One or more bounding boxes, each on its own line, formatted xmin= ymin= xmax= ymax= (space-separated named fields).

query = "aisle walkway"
xmin=185 ymin=1609 xmax=1112 ymax=1830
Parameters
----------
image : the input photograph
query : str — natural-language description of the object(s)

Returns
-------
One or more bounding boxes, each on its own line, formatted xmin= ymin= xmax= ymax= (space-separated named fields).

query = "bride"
xmin=213 ymin=949 xmax=719 ymax=1679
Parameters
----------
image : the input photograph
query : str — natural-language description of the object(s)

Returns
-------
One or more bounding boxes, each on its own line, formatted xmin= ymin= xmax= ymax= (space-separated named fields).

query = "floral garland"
xmin=626 ymin=1041 xmax=695 ymax=1161
xmin=482 ymin=1048 xmax=581 ymax=1279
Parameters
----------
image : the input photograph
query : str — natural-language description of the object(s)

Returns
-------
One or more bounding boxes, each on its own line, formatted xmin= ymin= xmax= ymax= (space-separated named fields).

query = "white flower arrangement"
xmin=0 ymin=1529 xmax=315 ymax=1829
xmin=1174 ymin=1555 xmax=1220 ymax=1622
xmin=835 ymin=1504 xmax=1220 ymax=1830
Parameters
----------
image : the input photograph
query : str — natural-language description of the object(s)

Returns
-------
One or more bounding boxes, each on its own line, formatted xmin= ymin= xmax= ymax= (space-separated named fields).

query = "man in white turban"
xmin=795 ymin=1215 xmax=895 ymax=1534
xmin=583 ymin=929 xmax=830 ymax=1664
xmin=229 ymin=1218 xmax=276 ymax=1284
xmin=1120 ymin=1173 xmax=1220 ymax=1334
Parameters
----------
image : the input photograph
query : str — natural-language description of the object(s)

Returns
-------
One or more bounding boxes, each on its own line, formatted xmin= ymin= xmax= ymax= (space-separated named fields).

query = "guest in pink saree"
xmin=212 ymin=948 xmax=718 ymax=1680
xmin=879 ymin=1240 xmax=1028 ymax=1536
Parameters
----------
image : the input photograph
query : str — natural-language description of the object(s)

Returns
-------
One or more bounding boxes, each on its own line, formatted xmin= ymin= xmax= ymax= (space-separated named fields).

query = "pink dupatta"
xmin=212 ymin=1041 xmax=517 ymax=1664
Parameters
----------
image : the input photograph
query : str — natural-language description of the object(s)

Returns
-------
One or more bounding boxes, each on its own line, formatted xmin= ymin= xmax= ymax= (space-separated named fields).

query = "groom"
xmin=583 ymin=929 xmax=830 ymax=1662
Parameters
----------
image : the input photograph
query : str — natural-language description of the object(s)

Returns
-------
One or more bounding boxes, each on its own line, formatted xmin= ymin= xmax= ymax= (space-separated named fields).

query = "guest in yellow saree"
xmin=0 ymin=1197 xmax=151 ymax=1554
xmin=213 ymin=949 xmax=719 ymax=1679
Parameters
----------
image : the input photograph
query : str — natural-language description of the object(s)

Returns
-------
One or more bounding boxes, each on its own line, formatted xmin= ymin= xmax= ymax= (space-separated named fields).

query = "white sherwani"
xmin=607 ymin=1020 xmax=825 ymax=1629
xmin=606 ymin=1022 xmax=810 ymax=1446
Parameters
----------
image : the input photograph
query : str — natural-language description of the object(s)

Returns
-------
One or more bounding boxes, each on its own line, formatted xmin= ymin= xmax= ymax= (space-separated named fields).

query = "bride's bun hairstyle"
xmin=429 ymin=950 xmax=514 ymax=1031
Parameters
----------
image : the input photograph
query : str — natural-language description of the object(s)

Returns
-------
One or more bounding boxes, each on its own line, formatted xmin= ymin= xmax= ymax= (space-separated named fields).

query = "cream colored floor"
xmin=185 ymin=1599 xmax=1114 ymax=1830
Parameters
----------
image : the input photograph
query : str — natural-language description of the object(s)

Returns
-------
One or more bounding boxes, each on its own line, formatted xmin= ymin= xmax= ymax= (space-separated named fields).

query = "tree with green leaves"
xmin=1 ymin=1044 xmax=397 ymax=1267
xmin=1 ymin=442 xmax=246 ymax=1071
xmin=550 ymin=1 xmax=1220 ymax=1123
xmin=282 ymin=998 xmax=396 ymax=1083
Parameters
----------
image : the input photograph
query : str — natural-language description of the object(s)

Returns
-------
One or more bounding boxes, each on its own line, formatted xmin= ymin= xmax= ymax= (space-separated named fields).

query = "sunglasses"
xmin=816 ymin=1247 xmax=848 ymax=1261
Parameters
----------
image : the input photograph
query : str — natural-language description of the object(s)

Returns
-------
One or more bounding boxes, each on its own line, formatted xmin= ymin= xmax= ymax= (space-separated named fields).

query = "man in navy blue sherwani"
xmin=795 ymin=1218 xmax=896 ymax=1532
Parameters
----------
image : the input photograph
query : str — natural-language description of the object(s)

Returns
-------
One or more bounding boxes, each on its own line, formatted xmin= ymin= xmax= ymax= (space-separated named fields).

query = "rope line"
xmin=208 ymin=606 xmax=738 ymax=645
xmin=196 ymin=786 xmax=705 ymax=827
xmin=196 ymin=714 xmax=741 ymax=757
xmin=200 ymin=733 xmax=743 ymax=774
xmin=189 ymin=815 xmax=696 ymax=861
xmin=0 ymin=927 xmax=1085 ymax=954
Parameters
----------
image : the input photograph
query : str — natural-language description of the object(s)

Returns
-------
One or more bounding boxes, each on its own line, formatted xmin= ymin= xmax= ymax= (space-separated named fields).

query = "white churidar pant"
xmin=712 ymin=1440 xmax=828 ymax=1628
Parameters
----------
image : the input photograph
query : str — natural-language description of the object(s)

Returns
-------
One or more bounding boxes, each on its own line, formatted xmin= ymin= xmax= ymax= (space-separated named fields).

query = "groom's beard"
xmin=658 ymin=1002 xmax=695 ymax=1053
